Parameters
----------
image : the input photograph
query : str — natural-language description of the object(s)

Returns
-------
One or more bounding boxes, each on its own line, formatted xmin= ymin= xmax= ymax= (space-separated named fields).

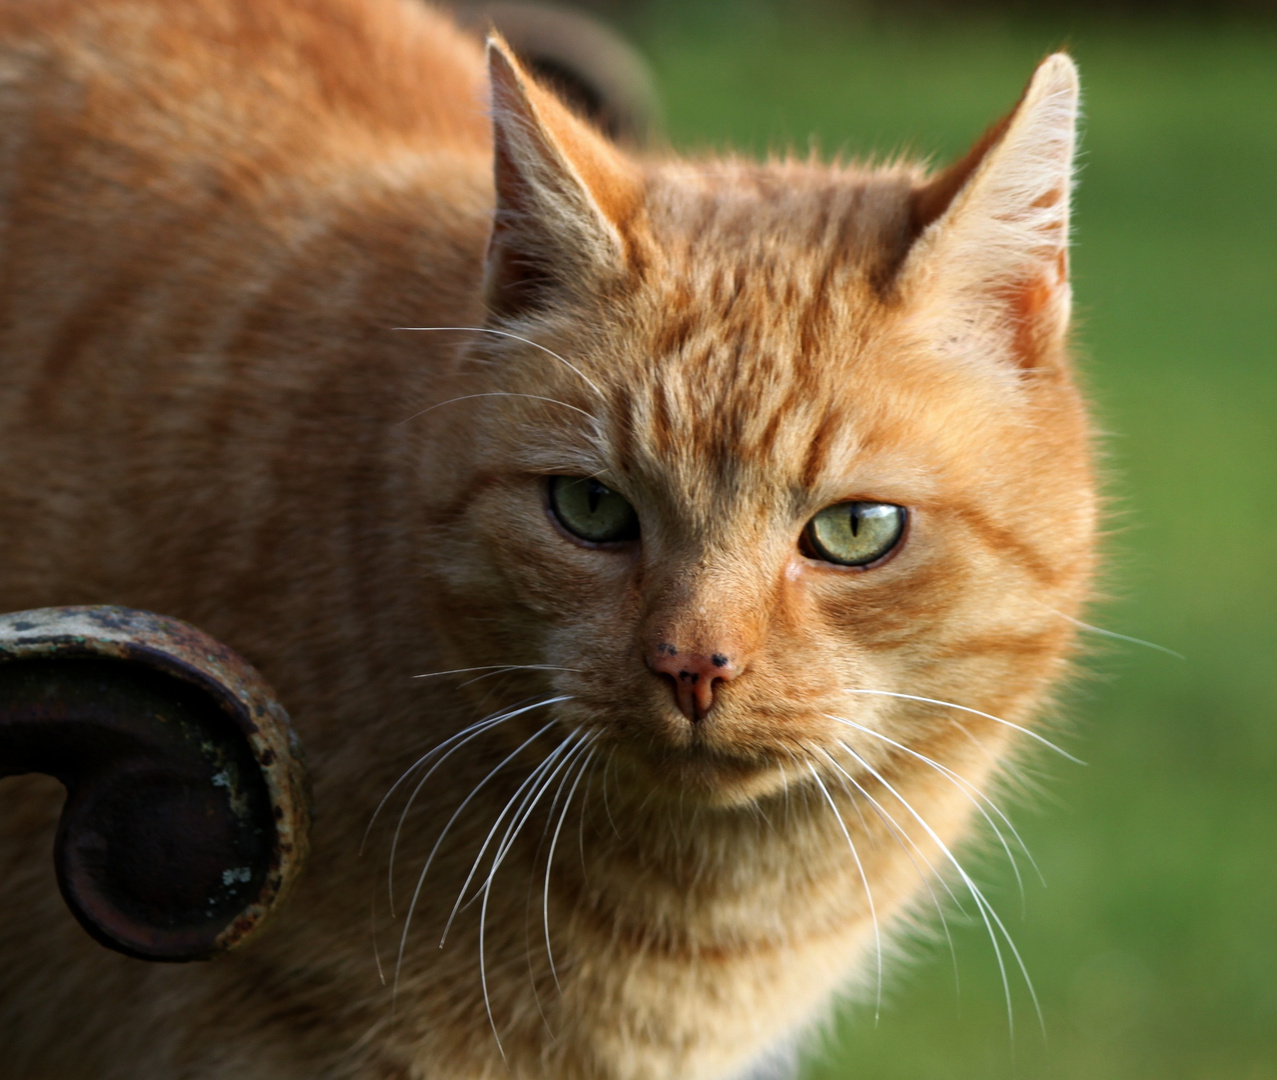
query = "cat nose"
xmin=647 ymin=645 xmax=741 ymax=723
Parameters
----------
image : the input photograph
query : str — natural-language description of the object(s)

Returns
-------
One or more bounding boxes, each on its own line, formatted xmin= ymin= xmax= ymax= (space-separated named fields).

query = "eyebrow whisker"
xmin=394 ymin=325 xmax=605 ymax=400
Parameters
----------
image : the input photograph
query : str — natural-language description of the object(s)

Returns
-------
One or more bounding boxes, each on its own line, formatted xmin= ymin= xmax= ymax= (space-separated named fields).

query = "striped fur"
xmin=0 ymin=2 xmax=1096 ymax=1078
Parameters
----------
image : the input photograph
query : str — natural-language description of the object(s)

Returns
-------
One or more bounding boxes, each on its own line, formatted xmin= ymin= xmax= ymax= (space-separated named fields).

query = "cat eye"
xmin=547 ymin=476 xmax=640 ymax=545
xmin=802 ymin=501 xmax=906 ymax=567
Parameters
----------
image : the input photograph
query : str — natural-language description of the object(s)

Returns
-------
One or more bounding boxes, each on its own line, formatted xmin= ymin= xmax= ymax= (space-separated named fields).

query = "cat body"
xmin=0 ymin=1 xmax=1096 ymax=1078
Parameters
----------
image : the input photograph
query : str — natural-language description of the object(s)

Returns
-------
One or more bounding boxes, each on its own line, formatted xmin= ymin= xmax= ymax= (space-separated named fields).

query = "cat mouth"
xmin=616 ymin=735 xmax=791 ymax=805
xmin=555 ymin=686 xmax=815 ymax=803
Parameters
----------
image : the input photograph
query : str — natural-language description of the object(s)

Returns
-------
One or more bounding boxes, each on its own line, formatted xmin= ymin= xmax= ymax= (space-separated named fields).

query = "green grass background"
xmin=623 ymin=6 xmax=1277 ymax=1077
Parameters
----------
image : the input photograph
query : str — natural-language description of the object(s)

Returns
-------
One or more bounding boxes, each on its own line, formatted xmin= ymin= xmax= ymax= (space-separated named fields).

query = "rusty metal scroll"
xmin=0 ymin=606 xmax=310 ymax=962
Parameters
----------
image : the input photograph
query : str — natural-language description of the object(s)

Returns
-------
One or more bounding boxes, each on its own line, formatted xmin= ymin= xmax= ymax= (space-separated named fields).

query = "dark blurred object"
xmin=454 ymin=1 xmax=661 ymax=144
xmin=0 ymin=606 xmax=310 ymax=962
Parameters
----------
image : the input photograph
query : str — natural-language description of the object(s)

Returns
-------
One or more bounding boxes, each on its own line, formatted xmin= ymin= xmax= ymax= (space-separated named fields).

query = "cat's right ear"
xmin=484 ymin=36 xmax=643 ymax=321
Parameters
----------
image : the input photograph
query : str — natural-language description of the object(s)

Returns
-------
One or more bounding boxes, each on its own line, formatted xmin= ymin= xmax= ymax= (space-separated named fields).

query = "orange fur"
xmin=0 ymin=2 xmax=1096 ymax=1078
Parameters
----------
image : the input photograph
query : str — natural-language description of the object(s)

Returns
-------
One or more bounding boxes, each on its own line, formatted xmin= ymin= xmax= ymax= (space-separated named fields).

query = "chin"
xmin=622 ymin=738 xmax=793 ymax=809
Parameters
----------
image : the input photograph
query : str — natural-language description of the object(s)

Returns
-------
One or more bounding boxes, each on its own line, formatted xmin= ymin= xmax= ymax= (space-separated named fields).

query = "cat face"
xmin=424 ymin=45 xmax=1095 ymax=810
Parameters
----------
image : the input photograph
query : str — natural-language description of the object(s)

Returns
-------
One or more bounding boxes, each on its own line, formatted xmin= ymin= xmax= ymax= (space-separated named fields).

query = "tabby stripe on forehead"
xmin=797 ymin=265 xmax=836 ymax=361
xmin=650 ymin=379 xmax=677 ymax=456
xmin=756 ymin=411 xmax=785 ymax=466
xmin=800 ymin=410 xmax=843 ymax=488
xmin=655 ymin=311 xmax=697 ymax=357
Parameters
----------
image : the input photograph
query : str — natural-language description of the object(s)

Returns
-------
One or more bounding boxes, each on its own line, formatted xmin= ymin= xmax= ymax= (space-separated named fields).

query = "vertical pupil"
xmin=587 ymin=479 xmax=604 ymax=513
xmin=848 ymin=503 xmax=861 ymax=537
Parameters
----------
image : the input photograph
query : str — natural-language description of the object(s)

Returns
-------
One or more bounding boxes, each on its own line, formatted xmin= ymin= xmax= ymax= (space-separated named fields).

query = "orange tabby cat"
xmin=0 ymin=0 xmax=1095 ymax=1077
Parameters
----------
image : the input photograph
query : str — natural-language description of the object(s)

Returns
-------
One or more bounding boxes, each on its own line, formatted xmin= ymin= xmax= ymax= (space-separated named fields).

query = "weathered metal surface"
xmin=0 ymin=606 xmax=311 ymax=962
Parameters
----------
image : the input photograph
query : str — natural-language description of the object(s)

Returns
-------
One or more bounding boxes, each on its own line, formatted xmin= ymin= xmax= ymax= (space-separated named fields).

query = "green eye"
xmin=803 ymin=501 xmax=906 ymax=567
xmin=548 ymin=476 xmax=640 ymax=544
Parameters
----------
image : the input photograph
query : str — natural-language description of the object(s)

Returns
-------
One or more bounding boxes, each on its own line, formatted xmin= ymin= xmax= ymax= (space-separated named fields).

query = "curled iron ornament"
xmin=0 ymin=606 xmax=311 ymax=962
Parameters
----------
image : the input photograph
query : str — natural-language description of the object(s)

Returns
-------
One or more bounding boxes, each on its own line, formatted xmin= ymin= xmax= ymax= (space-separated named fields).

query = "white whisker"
xmin=473 ymin=729 xmax=597 ymax=901
xmin=365 ymin=707 xmax=514 ymax=855
xmin=456 ymin=665 xmax=582 ymax=690
xmin=383 ymin=713 xmax=512 ymax=907
xmin=478 ymin=852 xmax=508 ymax=1062
xmin=600 ymin=746 xmax=621 ymax=840
xmin=818 ymin=744 xmax=964 ymax=908
xmin=371 ymin=891 xmax=387 ymax=987
xmin=806 ymin=762 xmax=883 ymax=1021
xmin=365 ymin=695 xmax=540 ymax=864
xmin=841 ymin=687 xmax=1085 ymax=765
xmin=827 ymin=713 xmax=1043 ymax=893
xmin=544 ymin=742 xmax=599 ymax=995
xmin=394 ymin=325 xmax=605 ymax=401
xmin=507 ymin=737 xmax=602 ymax=1039
xmin=411 ymin=664 xmax=582 ymax=681
xmin=477 ymin=733 xmax=597 ymax=1059
xmin=578 ymin=750 xmax=602 ymax=872
xmin=1046 ymin=608 xmax=1184 ymax=659
xmin=514 ymin=735 xmax=601 ymax=1033
xmin=445 ymin=728 xmax=587 ymax=936
xmin=393 ymin=705 xmax=566 ymax=1001
xmin=833 ymin=740 xmax=1043 ymax=1039
xmin=813 ymin=744 xmax=962 ymax=992
xmin=386 ymin=696 xmax=566 ymax=912
xmin=397 ymin=391 xmax=599 ymax=428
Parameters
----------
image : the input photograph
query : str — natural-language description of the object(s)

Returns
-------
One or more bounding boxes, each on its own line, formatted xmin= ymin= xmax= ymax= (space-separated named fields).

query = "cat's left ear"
xmin=901 ymin=54 xmax=1079 ymax=369
xmin=484 ymin=35 xmax=644 ymax=321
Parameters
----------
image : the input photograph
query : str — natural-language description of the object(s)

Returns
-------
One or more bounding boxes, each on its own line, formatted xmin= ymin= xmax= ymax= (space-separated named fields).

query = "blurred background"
xmin=483 ymin=0 xmax=1277 ymax=1076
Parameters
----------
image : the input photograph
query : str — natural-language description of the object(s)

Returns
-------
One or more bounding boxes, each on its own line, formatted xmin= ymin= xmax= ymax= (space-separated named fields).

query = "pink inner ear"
xmin=1033 ymin=186 xmax=1066 ymax=211
xmin=1006 ymin=247 xmax=1070 ymax=368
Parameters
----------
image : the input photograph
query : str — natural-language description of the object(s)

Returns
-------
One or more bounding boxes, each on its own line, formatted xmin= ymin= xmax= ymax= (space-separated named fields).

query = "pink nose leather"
xmin=648 ymin=645 xmax=740 ymax=723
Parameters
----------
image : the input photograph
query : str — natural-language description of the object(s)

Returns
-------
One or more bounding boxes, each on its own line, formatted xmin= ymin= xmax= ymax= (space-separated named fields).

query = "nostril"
xmin=647 ymin=644 xmax=739 ymax=722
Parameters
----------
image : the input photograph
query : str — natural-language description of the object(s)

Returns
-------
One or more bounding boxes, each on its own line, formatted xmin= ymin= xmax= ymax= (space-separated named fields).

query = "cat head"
xmin=424 ymin=42 xmax=1095 ymax=808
